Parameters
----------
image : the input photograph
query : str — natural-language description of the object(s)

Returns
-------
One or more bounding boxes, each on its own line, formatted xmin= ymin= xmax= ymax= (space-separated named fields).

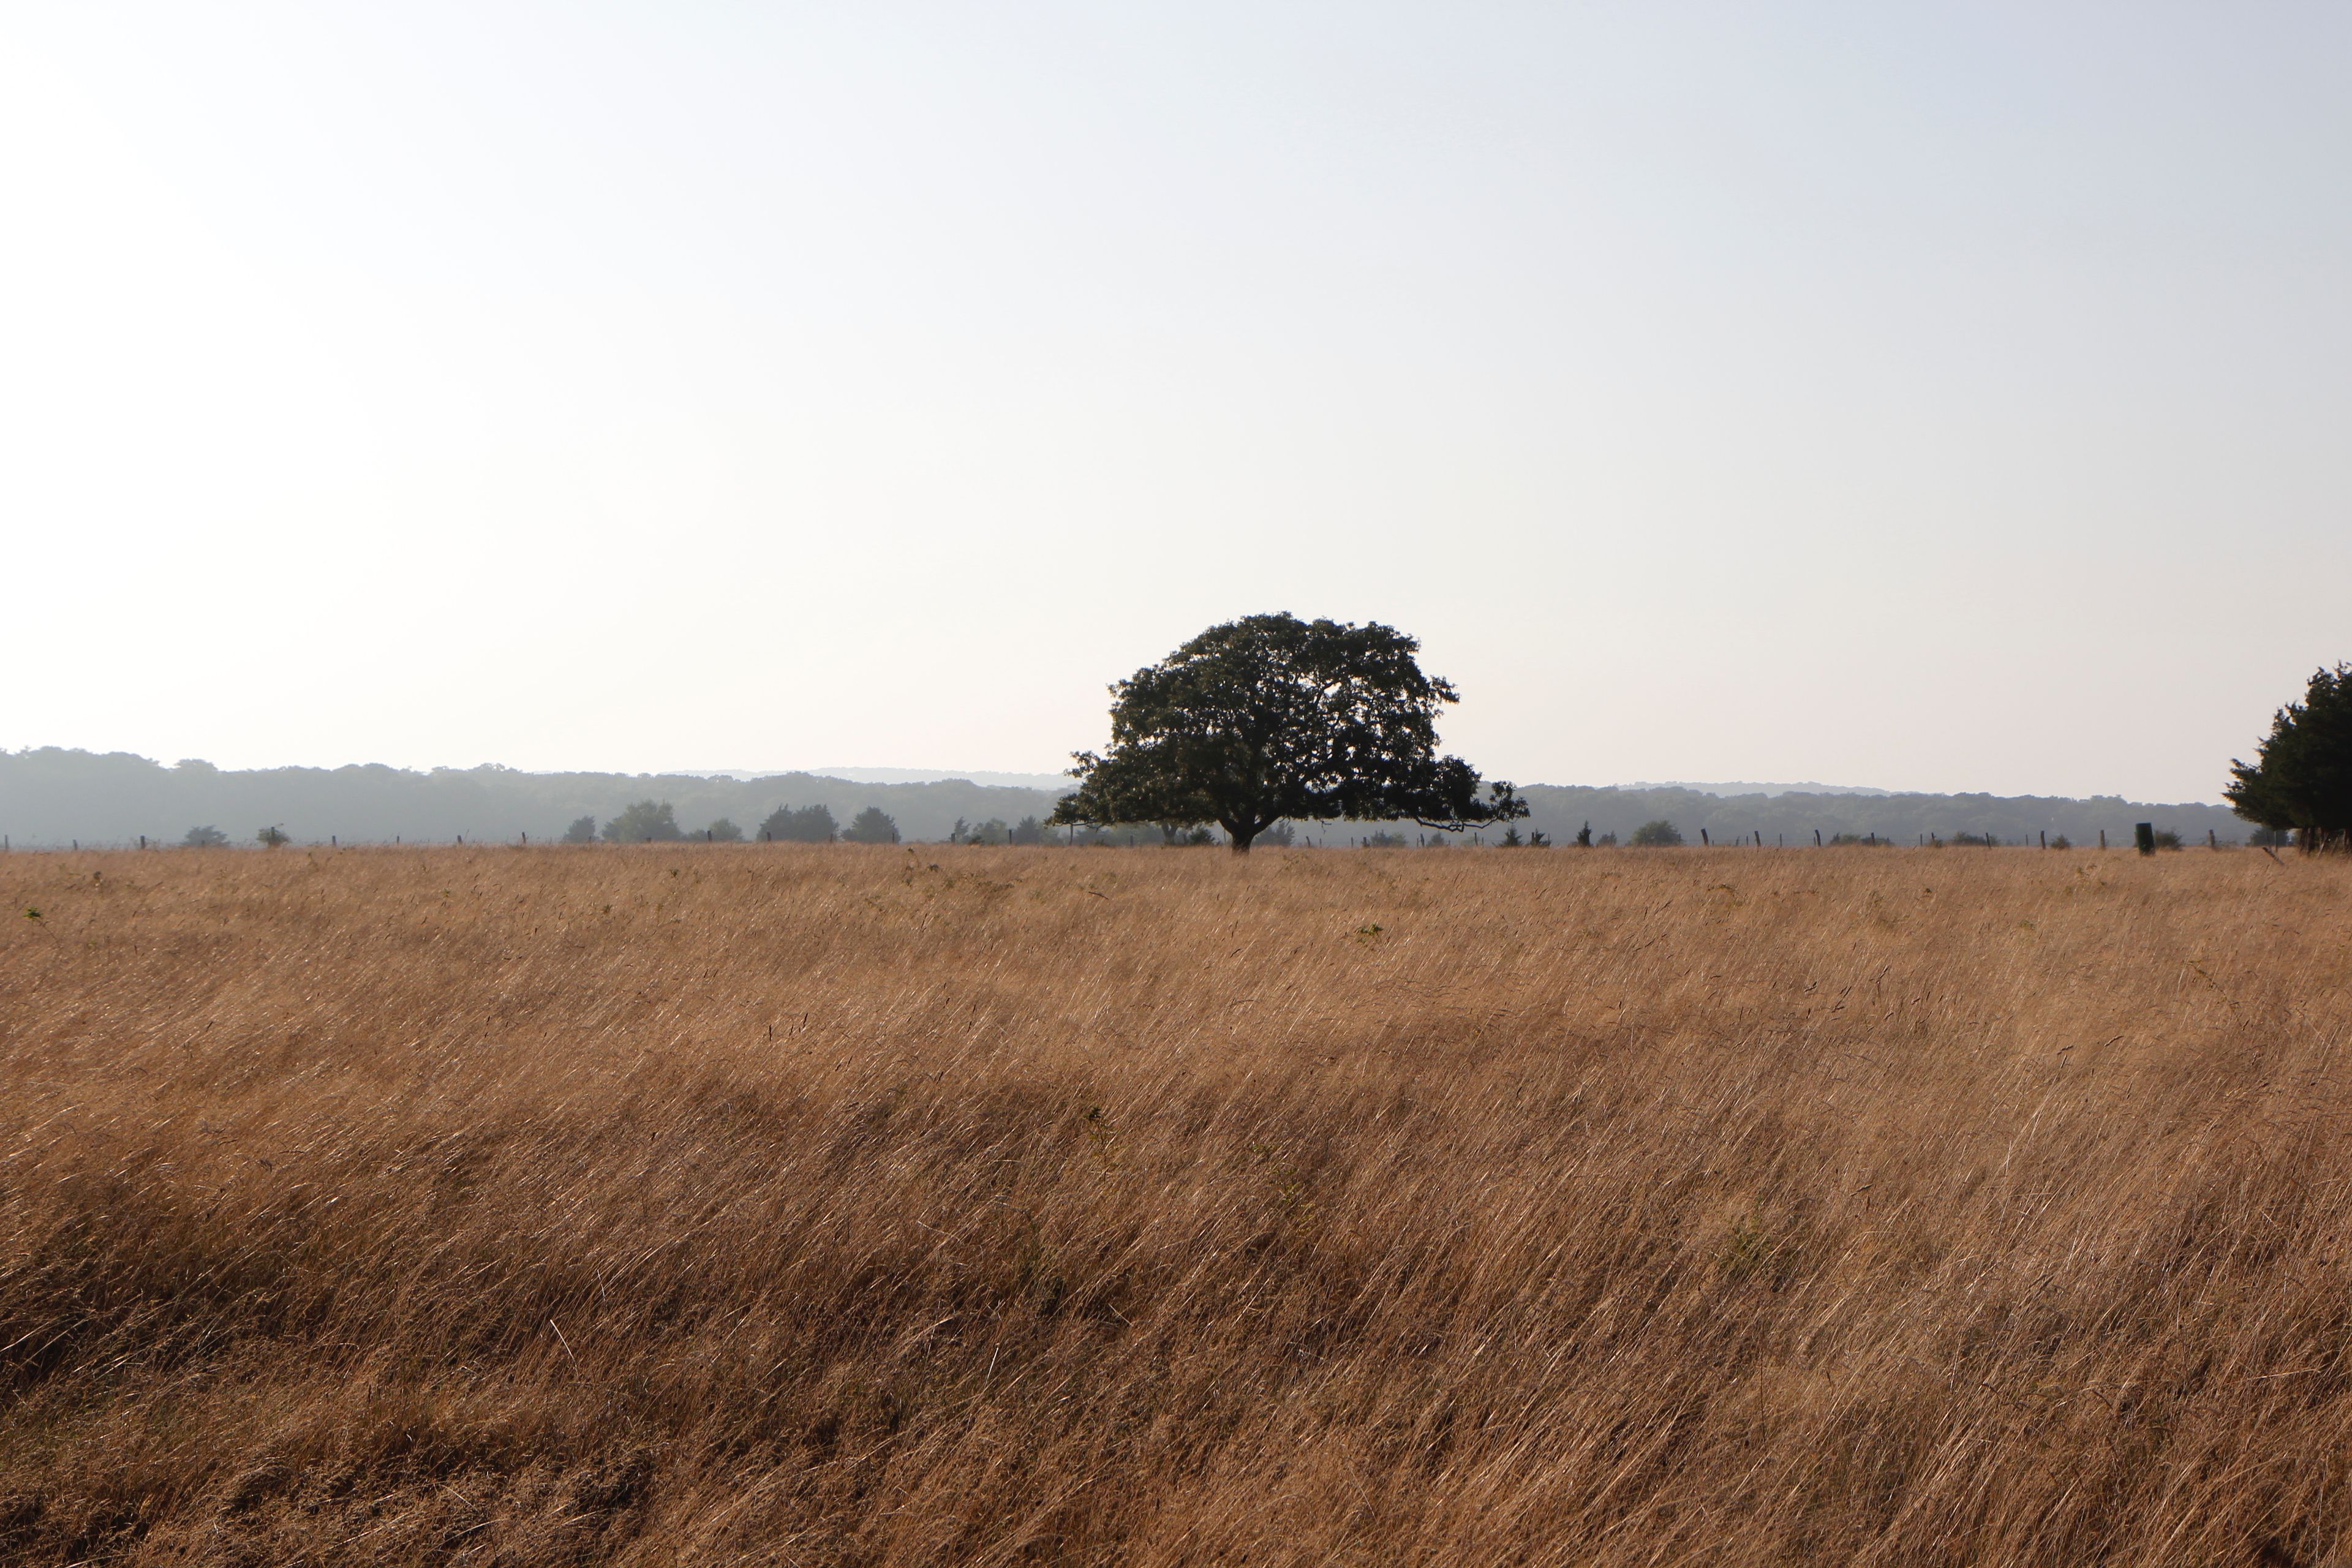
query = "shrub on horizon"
xmin=845 ymin=807 xmax=900 ymax=845
xmin=760 ymin=805 xmax=838 ymax=843
xmin=603 ymin=801 xmax=685 ymax=843
xmin=1630 ymin=820 xmax=1684 ymax=848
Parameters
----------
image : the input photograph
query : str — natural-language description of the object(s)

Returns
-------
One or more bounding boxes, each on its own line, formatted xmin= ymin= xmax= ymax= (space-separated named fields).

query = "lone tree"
xmin=2227 ymin=663 xmax=2352 ymax=850
xmin=1050 ymin=613 xmax=1526 ymax=854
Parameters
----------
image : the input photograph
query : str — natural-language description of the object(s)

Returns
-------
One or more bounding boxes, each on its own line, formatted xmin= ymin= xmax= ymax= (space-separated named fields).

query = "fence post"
xmin=2099 ymin=829 xmax=2106 ymax=850
xmin=2135 ymin=822 xmax=2156 ymax=856
xmin=1700 ymin=828 xmax=1709 ymax=846
xmin=2040 ymin=831 xmax=2046 ymax=849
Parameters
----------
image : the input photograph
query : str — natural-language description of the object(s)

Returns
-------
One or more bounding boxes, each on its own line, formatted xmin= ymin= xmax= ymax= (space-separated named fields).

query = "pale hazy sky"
xmin=6 ymin=4 xmax=2347 ymax=801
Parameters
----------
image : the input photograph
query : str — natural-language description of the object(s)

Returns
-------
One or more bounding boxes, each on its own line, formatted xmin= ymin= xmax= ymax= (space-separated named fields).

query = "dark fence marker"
xmin=2135 ymin=822 xmax=2157 ymax=856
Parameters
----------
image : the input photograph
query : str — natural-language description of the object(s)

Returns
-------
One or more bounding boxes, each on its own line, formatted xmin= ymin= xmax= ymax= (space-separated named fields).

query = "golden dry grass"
xmin=2 ymin=842 xmax=2350 ymax=1566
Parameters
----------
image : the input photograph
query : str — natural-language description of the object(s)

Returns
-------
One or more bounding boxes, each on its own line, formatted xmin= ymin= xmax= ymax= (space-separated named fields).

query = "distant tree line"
xmin=551 ymin=800 xmax=902 ymax=845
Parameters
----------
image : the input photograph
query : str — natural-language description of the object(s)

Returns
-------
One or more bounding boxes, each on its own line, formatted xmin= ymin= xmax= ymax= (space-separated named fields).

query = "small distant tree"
xmin=257 ymin=825 xmax=290 ymax=848
xmin=603 ymin=801 xmax=684 ymax=843
xmin=705 ymin=818 xmax=745 ymax=842
xmin=182 ymin=825 xmax=230 ymax=848
xmin=1528 ymin=830 xmax=1550 ymax=847
xmin=2227 ymin=664 xmax=2352 ymax=850
xmin=845 ymin=806 xmax=900 ymax=845
xmin=1499 ymin=826 xmax=1525 ymax=847
xmin=1008 ymin=815 xmax=1049 ymax=846
xmin=1255 ymin=821 xmax=1296 ymax=848
xmin=1630 ymin=819 xmax=1684 ymax=847
xmin=2049 ymin=834 xmax=2073 ymax=850
xmin=760 ymin=804 xmax=838 ymax=843
xmin=562 ymin=815 xmax=597 ymax=843
xmin=1575 ymin=821 xmax=1593 ymax=847
xmin=2248 ymin=826 xmax=2291 ymax=847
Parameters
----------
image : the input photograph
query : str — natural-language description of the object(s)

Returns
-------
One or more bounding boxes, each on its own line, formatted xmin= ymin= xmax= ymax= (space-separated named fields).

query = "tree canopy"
xmin=1049 ymin=613 xmax=1526 ymax=853
xmin=2226 ymin=664 xmax=2352 ymax=847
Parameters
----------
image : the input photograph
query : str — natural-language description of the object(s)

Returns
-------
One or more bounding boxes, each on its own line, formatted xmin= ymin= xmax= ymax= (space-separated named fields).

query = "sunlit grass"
xmin=2 ymin=842 xmax=2346 ymax=1564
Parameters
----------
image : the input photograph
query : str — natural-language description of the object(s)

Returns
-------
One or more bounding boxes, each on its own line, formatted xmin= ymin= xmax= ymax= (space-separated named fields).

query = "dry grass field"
xmin=2 ymin=842 xmax=2350 ymax=1566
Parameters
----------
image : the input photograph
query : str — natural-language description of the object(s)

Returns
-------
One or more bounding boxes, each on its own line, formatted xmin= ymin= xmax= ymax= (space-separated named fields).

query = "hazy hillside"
xmin=1510 ymin=783 xmax=2248 ymax=850
xmin=0 ymin=748 xmax=2250 ymax=847
xmin=0 ymin=750 xmax=1067 ymax=848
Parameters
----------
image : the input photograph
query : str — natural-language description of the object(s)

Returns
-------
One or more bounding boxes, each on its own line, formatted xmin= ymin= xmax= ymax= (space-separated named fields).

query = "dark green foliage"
xmin=1575 ymin=821 xmax=1593 ymax=848
xmin=845 ymin=807 xmax=900 ymax=845
xmin=603 ymin=801 xmax=684 ymax=843
xmin=1008 ymin=815 xmax=1049 ymax=846
xmin=1500 ymin=826 xmax=1525 ymax=847
xmin=2227 ymin=665 xmax=2352 ymax=846
xmin=562 ymin=815 xmax=598 ymax=844
xmin=1630 ymin=820 xmax=1684 ymax=848
xmin=256 ymin=826 xmax=290 ymax=849
xmin=1050 ymin=613 xmax=1526 ymax=853
xmin=760 ymin=804 xmax=837 ymax=843
xmin=182 ymin=825 xmax=229 ymax=848
xmin=704 ymin=818 xmax=745 ymax=842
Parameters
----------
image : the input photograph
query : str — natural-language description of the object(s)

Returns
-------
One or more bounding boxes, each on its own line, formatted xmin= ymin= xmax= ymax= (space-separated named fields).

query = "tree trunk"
xmin=1227 ymin=823 xmax=1256 ymax=855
